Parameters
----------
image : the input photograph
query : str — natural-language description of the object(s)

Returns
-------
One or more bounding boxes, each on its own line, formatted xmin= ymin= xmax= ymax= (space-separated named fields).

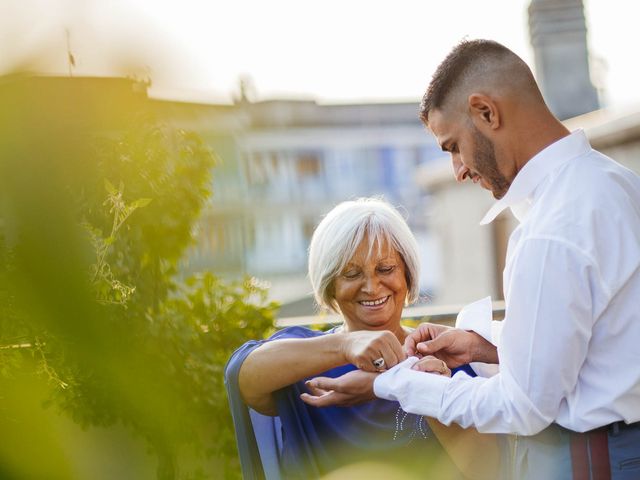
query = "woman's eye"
xmin=378 ymin=265 xmax=395 ymax=274
xmin=343 ymin=271 xmax=361 ymax=279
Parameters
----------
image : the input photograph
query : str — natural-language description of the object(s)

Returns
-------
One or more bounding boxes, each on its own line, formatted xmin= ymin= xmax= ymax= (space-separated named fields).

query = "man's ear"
xmin=468 ymin=93 xmax=500 ymax=130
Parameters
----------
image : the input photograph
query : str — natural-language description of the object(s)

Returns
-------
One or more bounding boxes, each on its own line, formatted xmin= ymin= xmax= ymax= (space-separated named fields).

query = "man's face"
xmin=428 ymin=108 xmax=511 ymax=199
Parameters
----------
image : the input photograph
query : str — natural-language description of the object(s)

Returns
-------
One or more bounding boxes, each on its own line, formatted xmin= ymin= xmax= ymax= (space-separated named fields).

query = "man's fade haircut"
xmin=419 ymin=39 xmax=539 ymax=124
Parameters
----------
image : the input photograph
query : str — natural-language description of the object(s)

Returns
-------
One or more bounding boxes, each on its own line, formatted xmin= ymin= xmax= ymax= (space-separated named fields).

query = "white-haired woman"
xmin=226 ymin=197 xmax=499 ymax=479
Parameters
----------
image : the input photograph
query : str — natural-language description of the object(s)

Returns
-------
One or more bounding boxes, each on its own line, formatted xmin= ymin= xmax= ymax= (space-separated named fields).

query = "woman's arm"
xmin=239 ymin=334 xmax=347 ymax=415
xmin=239 ymin=329 xmax=405 ymax=415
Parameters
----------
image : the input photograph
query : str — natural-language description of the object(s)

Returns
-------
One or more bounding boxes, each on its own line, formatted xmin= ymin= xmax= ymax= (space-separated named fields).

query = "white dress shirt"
xmin=375 ymin=129 xmax=640 ymax=434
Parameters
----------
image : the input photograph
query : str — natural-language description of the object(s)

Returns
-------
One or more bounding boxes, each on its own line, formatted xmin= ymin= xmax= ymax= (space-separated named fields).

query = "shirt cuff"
xmin=469 ymin=361 xmax=500 ymax=378
xmin=374 ymin=357 xmax=449 ymax=418
xmin=455 ymin=296 xmax=494 ymax=344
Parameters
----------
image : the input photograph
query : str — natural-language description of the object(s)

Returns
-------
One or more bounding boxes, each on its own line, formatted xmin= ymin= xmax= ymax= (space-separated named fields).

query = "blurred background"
xmin=1 ymin=0 xmax=640 ymax=478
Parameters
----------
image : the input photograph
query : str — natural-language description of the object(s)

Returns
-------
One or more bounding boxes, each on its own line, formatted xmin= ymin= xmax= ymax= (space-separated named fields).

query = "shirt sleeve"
xmin=375 ymin=237 xmax=599 ymax=435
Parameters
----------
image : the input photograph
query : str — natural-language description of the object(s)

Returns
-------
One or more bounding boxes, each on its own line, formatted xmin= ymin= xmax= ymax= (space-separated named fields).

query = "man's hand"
xmin=404 ymin=323 xmax=498 ymax=368
xmin=404 ymin=322 xmax=453 ymax=357
xmin=300 ymin=369 xmax=378 ymax=407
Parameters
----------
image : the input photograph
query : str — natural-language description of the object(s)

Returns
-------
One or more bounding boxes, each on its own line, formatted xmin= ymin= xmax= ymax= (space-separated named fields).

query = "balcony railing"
xmin=276 ymin=300 xmax=505 ymax=329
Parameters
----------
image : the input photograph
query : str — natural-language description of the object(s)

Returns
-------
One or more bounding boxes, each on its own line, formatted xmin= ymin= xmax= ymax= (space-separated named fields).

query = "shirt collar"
xmin=480 ymin=129 xmax=592 ymax=225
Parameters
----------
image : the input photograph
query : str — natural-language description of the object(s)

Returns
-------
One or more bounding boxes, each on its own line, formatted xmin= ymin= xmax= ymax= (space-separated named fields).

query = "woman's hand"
xmin=340 ymin=330 xmax=406 ymax=372
xmin=300 ymin=369 xmax=378 ymax=407
xmin=411 ymin=355 xmax=452 ymax=377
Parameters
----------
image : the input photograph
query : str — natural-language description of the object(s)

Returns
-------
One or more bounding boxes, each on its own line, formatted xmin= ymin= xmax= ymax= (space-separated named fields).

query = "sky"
xmin=2 ymin=0 xmax=639 ymax=110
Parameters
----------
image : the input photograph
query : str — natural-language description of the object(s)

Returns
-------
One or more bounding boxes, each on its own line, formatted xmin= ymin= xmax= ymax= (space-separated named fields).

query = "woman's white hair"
xmin=308 ymin=197 xmax=421 ymax=312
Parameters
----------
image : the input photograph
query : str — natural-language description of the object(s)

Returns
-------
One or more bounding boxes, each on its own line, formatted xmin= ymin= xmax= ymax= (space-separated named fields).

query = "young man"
xmin=302 ymin=39 xmax=640 ymax=479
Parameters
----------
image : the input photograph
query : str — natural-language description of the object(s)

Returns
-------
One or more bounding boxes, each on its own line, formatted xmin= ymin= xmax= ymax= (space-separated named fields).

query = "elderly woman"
xmin=225 ymin=197 xmax=499 ymax=479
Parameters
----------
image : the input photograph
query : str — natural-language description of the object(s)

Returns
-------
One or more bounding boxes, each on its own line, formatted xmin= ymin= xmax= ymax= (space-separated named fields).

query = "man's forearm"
xmin=470 ymin=332 xmax=499 ymax=364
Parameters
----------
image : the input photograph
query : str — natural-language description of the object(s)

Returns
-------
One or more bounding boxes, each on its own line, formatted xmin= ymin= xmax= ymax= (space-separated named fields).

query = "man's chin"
xmin=485 ymin=179 xmax=510 ymax=199
xmin=479 ymin=180 xmax=498 ymax=197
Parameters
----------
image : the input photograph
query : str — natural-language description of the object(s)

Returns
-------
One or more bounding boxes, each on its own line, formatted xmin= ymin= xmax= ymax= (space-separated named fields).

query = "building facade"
xmin=153 ymin=98 xmax=445 ymax=312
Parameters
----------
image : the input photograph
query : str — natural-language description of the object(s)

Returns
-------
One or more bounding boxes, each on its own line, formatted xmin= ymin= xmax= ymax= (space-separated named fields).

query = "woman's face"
xmin=333 ymin=237 xmax=408 ymax=331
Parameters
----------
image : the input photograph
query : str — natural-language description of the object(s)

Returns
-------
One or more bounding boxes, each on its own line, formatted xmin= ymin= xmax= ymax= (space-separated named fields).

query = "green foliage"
xmin=153 ymin=273 xmax=277 ymax=476
xmin=0 ymin=80 xmax=278 ymax=479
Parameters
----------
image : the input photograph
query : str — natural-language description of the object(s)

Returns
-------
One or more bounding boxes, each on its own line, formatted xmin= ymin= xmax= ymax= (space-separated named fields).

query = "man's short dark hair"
xmin=419 ymin=39 xmax=524 ymax=124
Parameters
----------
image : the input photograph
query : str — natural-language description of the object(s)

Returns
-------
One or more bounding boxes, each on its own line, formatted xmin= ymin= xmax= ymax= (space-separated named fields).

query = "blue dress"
xmin=225 ymin=326 xmax=473 ymax=479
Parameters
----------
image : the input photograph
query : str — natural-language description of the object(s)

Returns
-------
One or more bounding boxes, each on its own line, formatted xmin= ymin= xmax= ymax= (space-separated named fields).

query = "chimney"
xmin=528 ymin=0 xmax=600 ymax=120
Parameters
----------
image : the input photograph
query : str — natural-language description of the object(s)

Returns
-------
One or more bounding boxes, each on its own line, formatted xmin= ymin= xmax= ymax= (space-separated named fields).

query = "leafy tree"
xmin=0 ymin=76 xmax=277 ymax=479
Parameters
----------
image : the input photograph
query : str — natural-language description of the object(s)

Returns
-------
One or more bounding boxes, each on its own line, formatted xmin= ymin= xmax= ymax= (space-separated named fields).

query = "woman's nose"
xmin=361 ymin=274 xmax=380 ymax=294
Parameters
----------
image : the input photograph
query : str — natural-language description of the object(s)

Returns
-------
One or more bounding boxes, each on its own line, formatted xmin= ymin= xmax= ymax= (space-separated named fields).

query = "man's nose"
xmin=452 ymin=157 xmax=469 ymax=183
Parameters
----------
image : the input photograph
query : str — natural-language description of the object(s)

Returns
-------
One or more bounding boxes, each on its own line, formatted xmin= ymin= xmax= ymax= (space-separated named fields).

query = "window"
xmin=296 ymin=152 xmax=321 ymax=178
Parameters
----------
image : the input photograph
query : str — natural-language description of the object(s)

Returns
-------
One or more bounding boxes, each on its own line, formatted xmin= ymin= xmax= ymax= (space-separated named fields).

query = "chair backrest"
xmin=224 ymin=352 xmax=283 ymax=480
xmin=249 ymin=409 xmax=283 ymax=479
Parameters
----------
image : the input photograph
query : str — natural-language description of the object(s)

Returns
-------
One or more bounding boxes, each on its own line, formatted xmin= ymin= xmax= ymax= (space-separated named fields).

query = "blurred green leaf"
xmin=104 ymin=178 xmax=117 ymax=195
xmin=132 ymin=197 xmax=152 ymax=209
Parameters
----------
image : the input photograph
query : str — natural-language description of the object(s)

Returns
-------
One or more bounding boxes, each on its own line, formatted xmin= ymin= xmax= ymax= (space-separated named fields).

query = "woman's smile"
xmin=358 ymin=295 xmax=391 ymax=308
